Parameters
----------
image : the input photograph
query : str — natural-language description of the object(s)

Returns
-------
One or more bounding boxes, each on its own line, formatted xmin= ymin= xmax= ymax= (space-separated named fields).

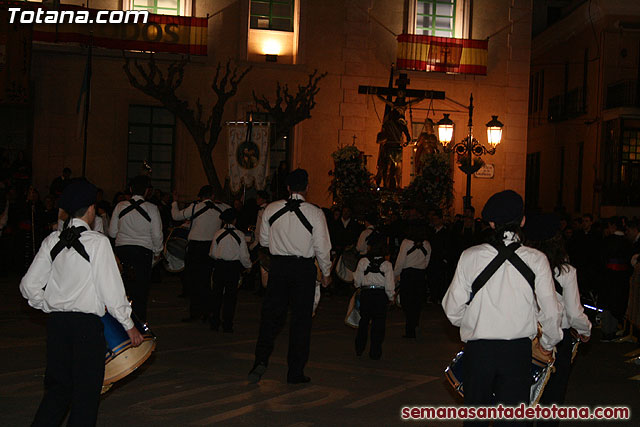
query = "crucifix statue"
xmin=359 ymin=66 xmax=445 ymax=190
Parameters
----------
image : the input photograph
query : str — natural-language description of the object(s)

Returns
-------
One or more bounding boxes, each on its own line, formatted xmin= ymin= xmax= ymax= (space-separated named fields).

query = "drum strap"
xmin=216 ymin=227 xmax=241 ymax=245
xmin=119 ymin=199 xmax=151 ymax=222
xmin=192 ymin=201 xmax=222 ymax=221
xmin=467 ymin=242 xmax=536 ymax=304
xmin=553 ymin=277 xmax=563 ymax=295
xmin=407 ymin=241 xmax=428 ymax=256
xmin=268 ymin=199 xmax=313 ymax=234
xmin=364 ymin=257 xmax=385 ymax=276
xmin=50 ymin=226 xmax=90 ymax=263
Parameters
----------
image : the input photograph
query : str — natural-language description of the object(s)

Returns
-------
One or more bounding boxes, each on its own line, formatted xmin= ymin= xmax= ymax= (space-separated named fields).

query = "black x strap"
xmin=119 ymin=199 xmax=151 ymax=222
xmin=364 ymin=257 xmax=385 ymax=276
xmin=553 ymin=277 xmax=563 ymax=295
xmin=50 ymin=226 xmax=90 ymax=263
xmin=192 ymin=201 xmax=222 ymax=221
xmin=268 ymin=199 xmax=313 ymax=234
xmin=216 ymin=227 xmax=241 ymax=245
xmin=407 ymin=241 xmax=428 ymax=256
xmin=467 ymin=241 xmax=536 ymax=304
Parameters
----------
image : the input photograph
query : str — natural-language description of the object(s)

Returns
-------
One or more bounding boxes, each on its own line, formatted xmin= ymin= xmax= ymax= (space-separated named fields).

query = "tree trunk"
xmin=198 ymin=145 xmax=223 ymax=195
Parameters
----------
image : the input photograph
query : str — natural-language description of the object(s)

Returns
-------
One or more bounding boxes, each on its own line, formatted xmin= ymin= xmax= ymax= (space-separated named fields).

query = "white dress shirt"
xmin=171 ymin=199 xmax=230 ymax=241
xmin=259 ymin=193 xmax=332 ymax=277
xmin=356 ymin=226 xmax=375 ymax=254
xmin=210 ymin=225 xmax=252 ymax=268
xmin=394 ymin=238 xmax=431 ymax=277
xmin=354 ymin=257 xmax=395 ymax=300
xmin=20 ymin=218 xmax=134 ymax=330
xmin=442 ymin=232 xmax=563 ymax=351
xmin=109 ymin=196 xmax=164 ymax=254
xmin=554 ymin=265 xmax=592 ymax=336
xmin=250 ymin=203 xmax=267 ymax=250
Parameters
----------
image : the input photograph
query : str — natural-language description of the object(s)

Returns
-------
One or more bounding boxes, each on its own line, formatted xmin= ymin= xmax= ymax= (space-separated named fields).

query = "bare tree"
xmin=252 ymin=69 xmax=327 ymax=141
xmin=123 ymin=55 xmax=252 ymax=194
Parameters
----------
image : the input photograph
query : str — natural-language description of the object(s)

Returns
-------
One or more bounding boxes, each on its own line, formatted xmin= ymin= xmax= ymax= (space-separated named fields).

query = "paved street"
xmin=1 ymin=272 xmax=638 ymax=426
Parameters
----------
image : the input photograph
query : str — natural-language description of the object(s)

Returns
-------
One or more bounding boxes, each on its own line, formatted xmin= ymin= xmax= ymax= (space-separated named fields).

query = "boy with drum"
xmin=20 ymin=180 xmax=143 ymax=426
xmin=209 ymin=208 xmax=252 ymax=332
xmin=442 ymin=190 xmax=562 ymax=424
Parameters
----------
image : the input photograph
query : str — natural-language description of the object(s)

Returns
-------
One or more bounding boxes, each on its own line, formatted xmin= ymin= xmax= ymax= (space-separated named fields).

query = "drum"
xmin=444 ymin=348 xmax=554 ymax=405
xmin=101 ymin=312 xmax=156 ymax=387
xmin=164 ymin=226 xmax=189 ymax=273
xmin=345 ymin=290 xmax=361 ymax=328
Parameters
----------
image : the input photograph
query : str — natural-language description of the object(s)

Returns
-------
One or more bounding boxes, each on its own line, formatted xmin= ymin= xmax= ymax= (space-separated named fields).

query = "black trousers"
xmin=538 ymin=329 xmax=573 ymax=427
xmin=601 ymin=269 xmax=631 ymax=322
xmin=115 ymin=245 xmax=152 ymax=322
xmin=211 ymin=259 xmax=243 ymax=330
xmin=399 ymin=268 xmax=426 ymax=336
xmin=463 ymin=338 xmax=531 ymax=427
xmin=32 ymin=312 xmax=105 ymax=427
xmin=186 ymin=240 xmax=213 ymax=319
xmin=355 ymin=288 xmax=389 ymax=359
xmin=254 ymin=256 xmax=316 ymax=380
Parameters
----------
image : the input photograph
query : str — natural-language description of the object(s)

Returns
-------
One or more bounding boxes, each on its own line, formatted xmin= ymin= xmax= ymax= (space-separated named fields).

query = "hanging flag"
xmin=397 ymin=34 xmax=488 ymax=76
xmin=227 ymin=122 xmax=270 ymax=192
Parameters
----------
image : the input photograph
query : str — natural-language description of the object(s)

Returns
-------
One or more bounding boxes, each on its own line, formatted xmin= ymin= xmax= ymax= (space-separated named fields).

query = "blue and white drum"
xmin=444 ymin=348 xmax=554 ymax=405
xmin=101 ymin=312 xmax=156 ymax=386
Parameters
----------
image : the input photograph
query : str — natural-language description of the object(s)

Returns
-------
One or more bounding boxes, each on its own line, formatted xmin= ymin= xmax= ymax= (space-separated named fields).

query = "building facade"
xmin=528 ymin=0 xmax=640 ymax=218
xmin=3 ymin=0 xmax=532 ymax=211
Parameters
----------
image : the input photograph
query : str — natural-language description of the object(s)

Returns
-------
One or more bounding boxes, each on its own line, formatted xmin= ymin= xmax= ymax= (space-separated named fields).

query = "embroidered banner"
xmin=227 ymin=122 xmax=270 ymax=192
xmin=397 ymin=34 xmax=488 ymax=76
xmin=19 ymin=3 xmax=207 ymax=55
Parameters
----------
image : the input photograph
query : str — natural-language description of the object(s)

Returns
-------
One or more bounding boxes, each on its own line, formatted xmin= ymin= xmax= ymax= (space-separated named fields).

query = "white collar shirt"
xmin=259 ymin=194 xmax=332 ymax=277
xmin=250 ymin=203 xmax=268 ymax=250
xmin=20 ymin=218 xmax=134 ymax=330
xmin=341 ymin=217 xmax=351 ymax=228
xmin=394 ymin=238 xmax=431 ymax=277
xmin=354 ymin=257 xmax=395 ymax=300
xmin=554 ymin=265 xmax=592 ymax=336
xmin=171 ymin=199 xmax=230 ymax=241
xmin=210 ymin=225 xmax=252 ymax=268
xmin=442 ymin=232 xmax=563 ymax=350
xmin=356 ymin=226 xmax=375 ymax=254
xmin=109 ymin=196 xmax=164 ymax=254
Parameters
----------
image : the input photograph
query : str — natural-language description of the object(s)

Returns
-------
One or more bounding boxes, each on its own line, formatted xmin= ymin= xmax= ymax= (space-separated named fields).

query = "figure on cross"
xmin=359 ymin=69 xmax=445 ymax=190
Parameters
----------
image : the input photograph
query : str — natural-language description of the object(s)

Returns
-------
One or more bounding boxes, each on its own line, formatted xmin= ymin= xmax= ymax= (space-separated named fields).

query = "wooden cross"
xmin=357 ymin=72 xmax=445 ymax=101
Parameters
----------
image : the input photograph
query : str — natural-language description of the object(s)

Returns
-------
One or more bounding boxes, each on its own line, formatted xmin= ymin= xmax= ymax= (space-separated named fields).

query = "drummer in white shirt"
xmin=248 ymin=169 xmax=332 ymax=385
xmin=394 ymin=221 xmax=431 ymax=338
xmin=525 ymin=213 xmax=591 ymax=425
xmin=354 ymin=232 xmax=395 ymax=359
xmin=171 ymin=185 xmax=230 ymax=322
xmin=356 ymin=213 xmax=377 ymax=255
xmin=20 ymin=180 xmax=143 ymax=427
xmin=442 ymin=190 xmax=562 ymax=415
xmin=209 ymin=208 xmax=252 ymax=333
xmin=109 ymin=175 xmax=163 ymax=322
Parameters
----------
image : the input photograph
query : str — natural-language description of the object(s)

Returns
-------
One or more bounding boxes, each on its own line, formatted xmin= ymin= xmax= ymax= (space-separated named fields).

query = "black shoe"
xmin=369 ymin=354 xmax=381 ymax=360
xmin=287 ymin=375 xmax=311 ymax=384
xmin=223 ymin=328 xmax=234 ymax=333
xmin=181 ymin=316 xmax=197 ymax=323
xmin=248 ymin=363 xmax=267 ymax=384
xmin=210 ymin=323 xmax=219 ymax=331
xmin=402 ymin=334 xmax=416 ymax=339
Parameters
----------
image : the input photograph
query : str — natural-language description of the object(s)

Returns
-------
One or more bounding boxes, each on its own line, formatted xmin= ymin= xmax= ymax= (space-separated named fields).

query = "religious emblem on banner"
xmin=227 ymin=120 xmax=270 ymax=192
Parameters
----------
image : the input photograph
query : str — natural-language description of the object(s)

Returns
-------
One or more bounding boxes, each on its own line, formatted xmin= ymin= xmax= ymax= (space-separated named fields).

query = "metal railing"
xmin=605 ymin=80 xmax=639 ymax=109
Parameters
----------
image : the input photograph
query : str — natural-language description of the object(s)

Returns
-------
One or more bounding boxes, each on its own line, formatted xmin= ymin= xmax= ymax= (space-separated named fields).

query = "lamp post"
xmin=436 ymin=94 xmax=504 ymax=210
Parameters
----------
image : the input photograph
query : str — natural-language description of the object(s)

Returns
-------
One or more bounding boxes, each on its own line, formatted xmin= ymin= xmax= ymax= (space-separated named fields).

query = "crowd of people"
xmin=4 ymin=158 xmax=640 ymax=426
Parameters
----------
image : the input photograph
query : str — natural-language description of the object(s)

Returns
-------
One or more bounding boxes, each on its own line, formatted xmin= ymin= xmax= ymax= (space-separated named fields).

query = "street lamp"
xmin=436 ymin=94 xmax=504 ymax=210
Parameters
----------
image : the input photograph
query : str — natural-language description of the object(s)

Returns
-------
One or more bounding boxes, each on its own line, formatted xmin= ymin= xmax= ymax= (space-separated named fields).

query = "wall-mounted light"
xmin=262 ymin=39 xmax=281 ymax=55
